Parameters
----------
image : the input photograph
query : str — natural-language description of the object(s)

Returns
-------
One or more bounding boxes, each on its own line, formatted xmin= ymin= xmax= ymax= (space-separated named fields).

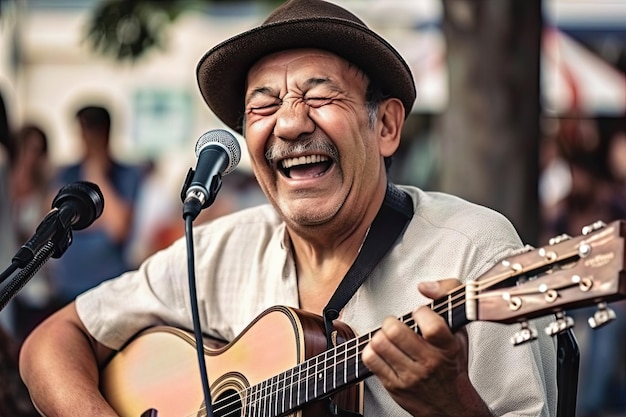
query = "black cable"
xmin=184 ymin=214 xmax=214 ymax=417
xmin=0 ymin=262 xmax=19 ymax=286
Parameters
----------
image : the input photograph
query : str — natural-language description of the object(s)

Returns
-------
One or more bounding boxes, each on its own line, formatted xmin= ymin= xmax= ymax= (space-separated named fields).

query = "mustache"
xmin=265 ymin=136 xmax=339 ymax=165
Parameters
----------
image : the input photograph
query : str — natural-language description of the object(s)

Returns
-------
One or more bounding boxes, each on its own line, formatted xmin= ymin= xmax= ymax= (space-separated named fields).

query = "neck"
xmin=288 ymin=182 xmax=386 ymax=271
xmin=290 ymin=176 xmax=388 ymax=250
xmin=289 ymin=219 xmax=370 ymax=314
xmin=287 ymin=181 xmax=388 ymax=314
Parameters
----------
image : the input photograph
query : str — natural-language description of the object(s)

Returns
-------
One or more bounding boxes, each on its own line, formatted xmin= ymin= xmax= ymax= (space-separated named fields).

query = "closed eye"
xmin=304 ymin=97 xmax=333 ymax=108
xmin=248 ymin=103 xmax=281 ymax=116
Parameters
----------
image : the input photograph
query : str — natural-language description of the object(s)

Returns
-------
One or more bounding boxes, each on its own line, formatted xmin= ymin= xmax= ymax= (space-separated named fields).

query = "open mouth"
xmin=279 ymin=154 xmax=333 ymax=179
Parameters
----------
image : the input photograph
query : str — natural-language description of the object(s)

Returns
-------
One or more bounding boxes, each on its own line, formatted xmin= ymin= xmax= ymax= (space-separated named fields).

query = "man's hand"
xmin=361 ymin=279 xmax=493 ymax=417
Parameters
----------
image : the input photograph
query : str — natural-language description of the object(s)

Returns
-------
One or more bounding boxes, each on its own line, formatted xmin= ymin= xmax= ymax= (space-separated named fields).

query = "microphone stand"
xmin=184 ymin=215 xmax=214 ymax=417
xmin=0 ymin=209 xmax=59 ymax=286
xmin=181 ymin=169 xmax=217 ymax=417
xmin=0 ymin=215 xmax=73 ymax=313
xmin=0 ymin=241 xmax=54 ymax=312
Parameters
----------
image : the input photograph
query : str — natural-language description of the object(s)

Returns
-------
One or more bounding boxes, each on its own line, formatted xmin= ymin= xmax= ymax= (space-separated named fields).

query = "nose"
xmin=273 ymin=100 xmax=315 ymax=141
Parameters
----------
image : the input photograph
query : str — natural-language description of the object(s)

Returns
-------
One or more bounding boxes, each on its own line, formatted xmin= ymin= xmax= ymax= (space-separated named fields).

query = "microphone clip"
xmin=180 ymin=167 xmax=223 ymax=221
xmin=180 ymin=168 xmax=195 ymax=204
xmin=12 ymin=209 xmax=73 ymax=267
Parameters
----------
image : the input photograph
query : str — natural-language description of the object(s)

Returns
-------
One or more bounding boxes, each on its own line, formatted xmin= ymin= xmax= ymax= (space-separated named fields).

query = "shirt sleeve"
xmin=75 ymin=237 xmax=191 ymax=350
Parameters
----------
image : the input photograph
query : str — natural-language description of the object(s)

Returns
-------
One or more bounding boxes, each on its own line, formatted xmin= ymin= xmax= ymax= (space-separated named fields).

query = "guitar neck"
xmin=239 ymin=287 xmax=469 ymax=415
xmin=264 ymin=219 xmax=626 ymax=413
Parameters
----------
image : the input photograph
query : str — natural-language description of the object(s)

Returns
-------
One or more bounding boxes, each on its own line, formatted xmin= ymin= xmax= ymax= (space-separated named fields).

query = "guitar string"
xmin=192 ymin=269 xmax=535 ymax=416
xmin=192 ymin=286 xmax=480 ymax=417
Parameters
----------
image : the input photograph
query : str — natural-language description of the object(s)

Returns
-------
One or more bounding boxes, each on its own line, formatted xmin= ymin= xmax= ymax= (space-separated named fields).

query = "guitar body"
xmin=100 ymin=306 xmax=363 ymax=417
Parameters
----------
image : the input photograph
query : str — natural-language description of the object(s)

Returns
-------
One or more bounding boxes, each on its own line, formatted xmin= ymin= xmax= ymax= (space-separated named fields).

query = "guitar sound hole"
xmin=213 ymin=389 xmax=243 ymax=417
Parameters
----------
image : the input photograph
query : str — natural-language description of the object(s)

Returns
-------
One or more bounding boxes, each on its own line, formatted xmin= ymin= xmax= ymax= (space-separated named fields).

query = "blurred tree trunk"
xmin=439 ymin=0 xmax=542 ymax=245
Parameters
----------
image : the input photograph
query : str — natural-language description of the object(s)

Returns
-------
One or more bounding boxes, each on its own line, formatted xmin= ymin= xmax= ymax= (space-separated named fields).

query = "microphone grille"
xmin=195 ymin=129 xmax=242 ymax=175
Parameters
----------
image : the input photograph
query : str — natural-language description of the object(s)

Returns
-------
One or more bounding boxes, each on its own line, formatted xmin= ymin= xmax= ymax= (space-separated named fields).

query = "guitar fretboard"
xmin=229 ymin=287 xmax=468 ymax=417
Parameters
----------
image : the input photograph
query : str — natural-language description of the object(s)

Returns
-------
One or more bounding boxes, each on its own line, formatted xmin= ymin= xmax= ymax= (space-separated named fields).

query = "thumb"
xmin=418 ymin=278 xmax=462 ymax=299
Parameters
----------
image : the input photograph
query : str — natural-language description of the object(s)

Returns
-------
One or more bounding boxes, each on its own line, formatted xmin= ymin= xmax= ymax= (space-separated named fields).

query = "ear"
xmin=377 ymin=98 xmax=404 ymax=157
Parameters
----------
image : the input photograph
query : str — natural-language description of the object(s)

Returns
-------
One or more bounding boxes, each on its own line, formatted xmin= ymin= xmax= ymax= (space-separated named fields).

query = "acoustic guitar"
xmin=100 ymin=220 xmax=626 ymax=417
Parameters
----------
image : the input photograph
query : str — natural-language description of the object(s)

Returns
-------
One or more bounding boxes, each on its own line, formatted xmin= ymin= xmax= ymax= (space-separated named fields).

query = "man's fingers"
xmin=362 ymin=317 xmax=424 ymax=384
xmin=417 ymin=278 xmax=462 ymax=299
xmin=413 ymin=306 xmax=458 ymax=349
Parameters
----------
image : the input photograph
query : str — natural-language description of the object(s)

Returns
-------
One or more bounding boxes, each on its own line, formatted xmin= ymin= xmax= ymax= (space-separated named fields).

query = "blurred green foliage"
xmin=84 ymin=0 xmax=280 ymax=61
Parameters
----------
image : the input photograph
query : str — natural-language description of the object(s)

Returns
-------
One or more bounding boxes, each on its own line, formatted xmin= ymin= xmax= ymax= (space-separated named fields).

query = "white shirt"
xmin=78 ymin=185 xmax=557 ymax=416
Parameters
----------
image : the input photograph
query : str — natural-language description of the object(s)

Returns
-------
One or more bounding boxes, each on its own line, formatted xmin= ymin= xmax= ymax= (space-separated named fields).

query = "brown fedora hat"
xmin=196 ymin=0 xmax=416 ymax=133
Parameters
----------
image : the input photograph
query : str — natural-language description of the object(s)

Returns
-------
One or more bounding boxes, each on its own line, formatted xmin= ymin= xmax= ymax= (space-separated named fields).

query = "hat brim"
xmin=196 ymin=17 xmax=416 ymax=133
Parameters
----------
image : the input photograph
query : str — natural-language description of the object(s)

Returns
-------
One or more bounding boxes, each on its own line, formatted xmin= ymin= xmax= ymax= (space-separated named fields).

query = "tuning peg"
xmin=582 ymin=220 xmax=607 ymax=235
xmin=509 ymin=244 xmax=535 ymax=256
xmin=548 ymin=233 xmax=571 ymax=245
xmin=511 ymin=322 xmax=538 ymax=346
xmin=588 ymin=302 xmax=616 ymax=329
xmin=545 ymin=312 xmax=575 ymax=337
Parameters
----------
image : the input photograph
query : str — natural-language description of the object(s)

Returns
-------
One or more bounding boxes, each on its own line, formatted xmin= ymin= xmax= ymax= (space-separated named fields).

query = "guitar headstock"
xmin=466 ymin=220 xmax=626 ymax=344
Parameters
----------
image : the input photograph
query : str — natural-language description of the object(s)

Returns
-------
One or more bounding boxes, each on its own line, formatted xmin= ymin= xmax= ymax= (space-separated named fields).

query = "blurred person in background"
xmin=542 ymin=116 xmax=621 ymax=236
xmin=543 ymin=116 xmax=626 ymax=417
xmin=0 ymin=89 xmax=16 ymax=334
xmin=48 ymin=104 xmax=144 ymax=309
xmin=8 ymin=124 xmax=55 ymax=341
xmin=595 ymin=117 xmax=626 ymax=416
xmin=9 ymin=124 xmax=52 ymax=244
xmin=0 ymin=90 xmax=40 ymax=417
xmin=128 ymin=160 xmax=266 ymax=267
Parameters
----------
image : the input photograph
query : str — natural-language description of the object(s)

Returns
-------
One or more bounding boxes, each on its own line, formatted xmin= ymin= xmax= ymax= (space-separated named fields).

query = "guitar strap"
xmin=322 ymin=182 xmax=414 ymax=416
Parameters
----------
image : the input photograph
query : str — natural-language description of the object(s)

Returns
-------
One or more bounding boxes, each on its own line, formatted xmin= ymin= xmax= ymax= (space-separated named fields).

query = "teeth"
xmin=281 ymin=154 xmax=329 ymax=169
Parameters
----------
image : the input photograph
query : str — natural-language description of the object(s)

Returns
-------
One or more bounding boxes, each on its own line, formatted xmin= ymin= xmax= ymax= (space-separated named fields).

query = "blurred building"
xmin=0 ymin=1 xmax=624 ymax=167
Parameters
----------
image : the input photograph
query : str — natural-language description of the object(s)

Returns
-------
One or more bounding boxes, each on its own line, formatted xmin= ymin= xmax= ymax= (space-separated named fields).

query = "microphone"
xmin=52 ymin=181 xmax=105 ymax=230
xmin=182 ymin=129 xmax=241 ymax=220
xmin=12 ymin=181 xmax=105 ymax=267
xmin=181 ymin=130 xmax=240 ymax=417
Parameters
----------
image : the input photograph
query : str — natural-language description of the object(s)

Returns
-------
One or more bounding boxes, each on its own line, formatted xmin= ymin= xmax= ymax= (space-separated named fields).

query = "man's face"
xmin=243 ymin=49 xmax=388 ymax=230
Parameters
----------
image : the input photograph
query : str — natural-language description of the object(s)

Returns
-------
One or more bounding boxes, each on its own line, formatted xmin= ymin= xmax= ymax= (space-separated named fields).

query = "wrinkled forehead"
xmin=246 ymin=48 xmax=368 ymax=88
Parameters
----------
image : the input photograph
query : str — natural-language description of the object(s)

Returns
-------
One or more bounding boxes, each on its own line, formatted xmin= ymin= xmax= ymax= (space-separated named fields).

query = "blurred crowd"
xmin=0 ymin=88 xmax=266 ymax=415
xmin=0 ymin=95 xmax=268 ymax=333
xmin=540 ymin=113 xmax=626 ymax=417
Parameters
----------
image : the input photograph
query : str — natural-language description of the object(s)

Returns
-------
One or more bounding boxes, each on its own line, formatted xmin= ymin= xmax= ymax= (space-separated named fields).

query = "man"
xmin=20 ymin=1 xmax=557 ymax=416
xmin=48 ymin=105 xmax=144 ymax=306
